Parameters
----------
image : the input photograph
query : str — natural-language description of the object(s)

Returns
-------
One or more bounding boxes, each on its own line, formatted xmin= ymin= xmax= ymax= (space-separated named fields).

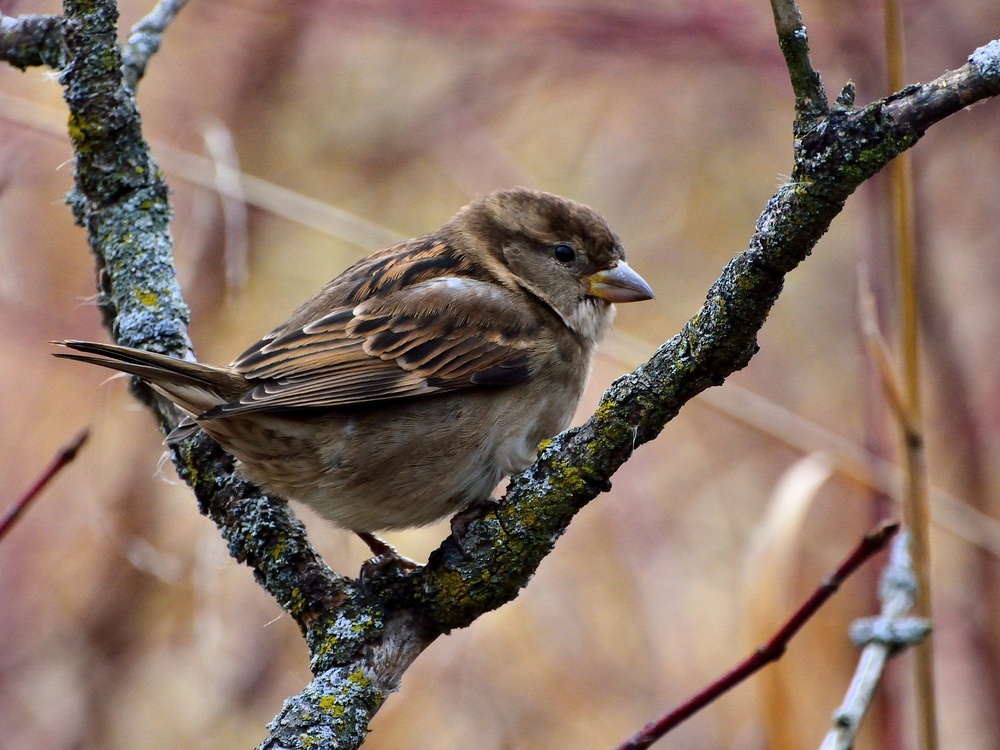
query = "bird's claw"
xmin=356 ymin=531 xmax=420 ymax=583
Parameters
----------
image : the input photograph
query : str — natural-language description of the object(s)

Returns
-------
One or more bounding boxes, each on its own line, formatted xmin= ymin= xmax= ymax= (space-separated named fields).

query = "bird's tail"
xmin=53 ymin=340 xmax=243 ymax=415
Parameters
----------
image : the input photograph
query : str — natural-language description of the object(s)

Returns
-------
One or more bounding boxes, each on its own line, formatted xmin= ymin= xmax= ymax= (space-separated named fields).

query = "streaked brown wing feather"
xmin=202 ymin=247 xmax=542 ymax=417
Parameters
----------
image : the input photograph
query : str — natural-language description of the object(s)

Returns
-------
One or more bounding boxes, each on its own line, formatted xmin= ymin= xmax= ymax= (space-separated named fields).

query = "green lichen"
xmin=313 ymin=634 xmax=338 ymax=658
xmin=178 ymin=449 xmax=198 ymax=486
xmin=100 ymin=47 xmax=118 ymax=72
xmin=318 ymin=695 xmax=344 ymax=716
xmin=307 ymin=608 xmax=385 ymax=674
xmin=429 ymin=568 xmax=478 ymax=609
xmin=66 ymin=111 xmax=92 ymax=151
xmin=346 ymin=669 xmax=373 ymax=690
xmin=271 ymin=533 xmax=288 ymax=562
xmin=547 ymin=459 xmax=587 ymax=495
xmin=287 ymin=587 xmax=305 ymax=617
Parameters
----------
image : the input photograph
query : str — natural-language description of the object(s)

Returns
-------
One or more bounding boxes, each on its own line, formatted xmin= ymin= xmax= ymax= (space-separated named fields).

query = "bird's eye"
xmin=552 ymin=243 xmax=576 ymax=263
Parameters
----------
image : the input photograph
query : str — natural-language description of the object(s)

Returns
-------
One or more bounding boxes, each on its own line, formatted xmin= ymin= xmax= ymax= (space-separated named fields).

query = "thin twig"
xmin=614 ymin=522 xmax=900 ymax=750
xmin=0 ymin=92 xmax=405 ymax=251
xmin=819 ymin=531 xmax=931 ymax=750
xmin=857 ymin=265 xmax=909 ymax=429
xmin=0 ymin=429 xmax=89 ymax=541
xmin=121 ymin=0 xmax=189 ymax=91
xmin=769 ymin=0 xmax=828 ymax=134
xmin=202 ymin=121 xmax=250 ymax=295
xmin=883 ymin=0 xmax=938 ymax=745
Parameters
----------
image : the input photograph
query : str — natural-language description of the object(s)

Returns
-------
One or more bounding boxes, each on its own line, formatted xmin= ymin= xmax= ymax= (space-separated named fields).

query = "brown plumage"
xmin=56 ymin=188 xmax=653 ymax=534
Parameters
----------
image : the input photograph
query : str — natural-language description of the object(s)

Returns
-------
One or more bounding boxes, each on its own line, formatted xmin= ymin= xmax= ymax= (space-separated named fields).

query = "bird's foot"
xmin=356 ymin=531 xmax=420 ymax=582
xmin=449 ymin=497 xmax=501 ymax=552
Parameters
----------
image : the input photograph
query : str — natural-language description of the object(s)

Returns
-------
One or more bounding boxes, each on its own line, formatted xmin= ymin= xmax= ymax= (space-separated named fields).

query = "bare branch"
xmin=0 ymin=429 xmax=88 ymax=541
xmin=615 ymin=523 xmax=899 ymax=750
xmin=819 ymin=532 xmax=930 ymax=750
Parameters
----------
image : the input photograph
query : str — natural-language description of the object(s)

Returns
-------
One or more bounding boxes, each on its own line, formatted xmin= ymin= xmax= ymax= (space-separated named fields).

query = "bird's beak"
xmin=585 ymin=261 xmax=654 ymax=303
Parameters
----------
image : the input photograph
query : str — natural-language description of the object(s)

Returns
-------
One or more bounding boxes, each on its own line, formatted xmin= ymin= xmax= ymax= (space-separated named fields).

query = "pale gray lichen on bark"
xmin=4 ymin=1 xmax=1000 ymax=747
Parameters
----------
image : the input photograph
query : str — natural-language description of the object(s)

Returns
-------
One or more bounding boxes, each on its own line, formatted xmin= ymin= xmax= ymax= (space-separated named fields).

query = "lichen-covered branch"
xmin=171 ymin=432 xmax=351 ymax=631
xmin=769 ymin=0 xmax=827 ymax=133
xmin=57 ymin=0 xmax=350 ymax=630
xmin=61 ymin=0 xmax=189 ymax=355
xmin=36 ymin=0 xmax=1000 ymax=746
xmin=121 ymin=0 xmax=189 ymax=91
xmin=53 ymin=5 xmax=372 ymax=742
xmin=385 ymin=44 xmax=1000 ymax=636
xmin=259 ymin=42 xmax=1000 ymax=747
xmin=1 ymin=0 xmax=186 ymax=79
xmin=0 ymin=13 xmax=65 ymax=69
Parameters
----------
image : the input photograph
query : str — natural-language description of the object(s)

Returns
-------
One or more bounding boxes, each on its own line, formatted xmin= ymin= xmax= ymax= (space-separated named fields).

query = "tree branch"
xmin=120 ymin=0 xmax=189 ymax=91
xmin=54 ymin=0 xmax=355 ymax=677
xmin=769 ymin=0 xmax=827 ymax=133
xmin=819 ymin=531 xmax=931 ymax=750
xmin=0 ymin=429 xmax=89 ymax=541
xmin=0 ymin=13 xmax=65 ymax=69
xmin=260 ymin=43 xmax=1000 ymax=746
xmin=617 ymin=522 xmax=900 ymax=750
xmin=29 ymin=0 xmax=1000 ymax=745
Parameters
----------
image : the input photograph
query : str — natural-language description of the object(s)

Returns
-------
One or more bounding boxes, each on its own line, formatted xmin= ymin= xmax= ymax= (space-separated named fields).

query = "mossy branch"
xmin=0 ymin=13 xmax=65 ymax=69
xmin=769 ymin=0 xmax=828 ymax=134
xmin=11 ymin=0 xmax=1000 ymax=746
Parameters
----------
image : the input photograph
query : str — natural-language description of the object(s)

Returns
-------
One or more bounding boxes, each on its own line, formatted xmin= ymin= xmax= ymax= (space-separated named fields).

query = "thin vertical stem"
xmin=883 ymin=0 xmax=938 ymax=748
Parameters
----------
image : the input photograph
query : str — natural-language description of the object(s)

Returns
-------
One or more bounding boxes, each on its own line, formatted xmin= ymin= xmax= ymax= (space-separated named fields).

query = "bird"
xmin=55 ymin=188 xmax=653 ymax=560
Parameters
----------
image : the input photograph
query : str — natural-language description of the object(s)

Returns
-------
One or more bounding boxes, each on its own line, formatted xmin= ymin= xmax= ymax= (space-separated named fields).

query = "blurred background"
xmin=1 ymin=0 xmax=999 ymax=748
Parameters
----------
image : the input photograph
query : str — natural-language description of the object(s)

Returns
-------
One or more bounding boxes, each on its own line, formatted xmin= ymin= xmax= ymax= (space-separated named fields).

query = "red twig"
xmin=0 ymin=429 xmax=89 ymax=541
xmin=614 ymin=521 xmax=900 ymax=750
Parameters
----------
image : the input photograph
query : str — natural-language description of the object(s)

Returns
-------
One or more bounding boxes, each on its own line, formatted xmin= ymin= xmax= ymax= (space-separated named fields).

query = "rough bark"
xmin=3 ymin=1 xmax=999 ymax=746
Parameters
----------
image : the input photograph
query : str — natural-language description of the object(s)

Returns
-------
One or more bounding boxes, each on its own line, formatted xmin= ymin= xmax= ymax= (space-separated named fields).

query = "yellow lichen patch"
xmin=270 ymin=533 xmax=288 ymax=562
xmin=287 ymin=587 xmax=306 ymax=617
xmin=548 ymin=460 xmax=587 ymax=495
xmin=318 ymin=695 xmax=345 ymax=717
xmin=593 ymin=398 xmax=619 ymax=424
xmin=313 ymin=633 xmax=338 ymax=657
xmin=100 ymin=49 xmax=118 ymax=73
xmin=180 ymin=451 xmax=199 ymax=485
xmin=346 ymin=669 xmax=373 ymax=689
xmin=135 ymin=288 xmax=158 ymax=307
xmin=429 ymin=568 xmax=475 ymax=608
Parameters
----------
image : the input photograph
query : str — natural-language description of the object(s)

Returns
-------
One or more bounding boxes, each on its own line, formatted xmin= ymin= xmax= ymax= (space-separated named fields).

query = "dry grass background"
xmin=1 ymin=1 xmax=999 ymax=748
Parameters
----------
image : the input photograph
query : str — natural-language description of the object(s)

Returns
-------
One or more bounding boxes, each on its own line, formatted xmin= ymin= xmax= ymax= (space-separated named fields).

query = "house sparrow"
xmin=56 ymin=188 xmax=653 ymax=543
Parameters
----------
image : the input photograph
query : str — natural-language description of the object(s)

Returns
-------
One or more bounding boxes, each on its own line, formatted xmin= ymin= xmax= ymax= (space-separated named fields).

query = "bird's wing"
xmin=201 ymin=275 xmax=543 ymax=417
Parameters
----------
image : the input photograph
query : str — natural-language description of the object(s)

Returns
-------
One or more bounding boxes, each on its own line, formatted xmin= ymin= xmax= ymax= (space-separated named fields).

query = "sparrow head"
xmin=450 ymin=188 xmax=654 ymax=342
